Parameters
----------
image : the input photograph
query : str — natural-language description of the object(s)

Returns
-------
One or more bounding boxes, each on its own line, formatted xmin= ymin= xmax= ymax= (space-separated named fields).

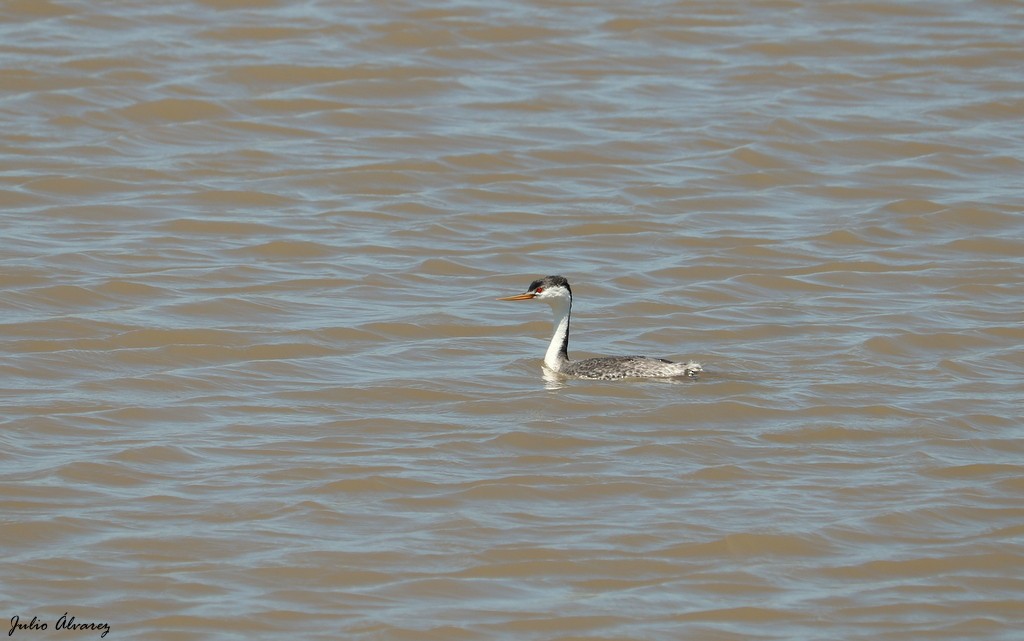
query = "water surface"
xmin=2 ymin=1 xmax=1022 ymax=639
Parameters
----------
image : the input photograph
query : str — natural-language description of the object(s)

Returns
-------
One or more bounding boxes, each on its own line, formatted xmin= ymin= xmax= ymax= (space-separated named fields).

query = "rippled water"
xmin=2 ymin=1 xmax=1023 ymax=639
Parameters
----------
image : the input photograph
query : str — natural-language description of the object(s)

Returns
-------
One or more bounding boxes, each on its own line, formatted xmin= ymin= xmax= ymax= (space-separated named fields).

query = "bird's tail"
xmin=681 ymin=361 xmax=702 ymax=377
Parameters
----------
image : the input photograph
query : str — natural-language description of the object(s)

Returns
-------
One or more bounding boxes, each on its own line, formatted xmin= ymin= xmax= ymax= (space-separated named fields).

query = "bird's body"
xmin=562 ymin=354 xmax=699 ymax=380
xmin=499 ymin=275 xmax=702 ymax=380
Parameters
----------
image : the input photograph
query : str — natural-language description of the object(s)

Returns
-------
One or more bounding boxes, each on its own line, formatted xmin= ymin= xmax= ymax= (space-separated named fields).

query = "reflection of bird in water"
xmin=499 ymin=275 xmax=702 ymax=380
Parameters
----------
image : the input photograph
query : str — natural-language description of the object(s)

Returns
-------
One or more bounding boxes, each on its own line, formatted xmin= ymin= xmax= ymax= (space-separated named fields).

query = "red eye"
xmin=535 ymin=287 xmax=544 ymax=293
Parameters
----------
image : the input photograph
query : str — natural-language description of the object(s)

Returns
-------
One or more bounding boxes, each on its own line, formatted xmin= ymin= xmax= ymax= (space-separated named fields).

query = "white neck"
xmin=544 ymin=296 xmax=571 ymax=372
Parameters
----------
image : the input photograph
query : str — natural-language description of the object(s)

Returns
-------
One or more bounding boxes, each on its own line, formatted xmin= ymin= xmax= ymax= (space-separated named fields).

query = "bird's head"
xmin=498 ymin=275 xmax=572 ymax=306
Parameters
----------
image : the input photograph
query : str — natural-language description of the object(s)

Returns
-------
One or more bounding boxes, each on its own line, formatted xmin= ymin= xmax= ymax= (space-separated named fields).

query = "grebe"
xmin=498 ymin=275 xmax=702 ymax=380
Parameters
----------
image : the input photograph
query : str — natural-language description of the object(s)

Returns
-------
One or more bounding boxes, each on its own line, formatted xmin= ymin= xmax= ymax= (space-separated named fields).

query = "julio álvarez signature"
xmin=9 ymin=614 xmax=110 ymax=638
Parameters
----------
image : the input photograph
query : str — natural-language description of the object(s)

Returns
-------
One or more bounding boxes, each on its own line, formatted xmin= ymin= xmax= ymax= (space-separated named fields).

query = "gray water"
xmin=2 ymin=1 xmax=1023 ymax=639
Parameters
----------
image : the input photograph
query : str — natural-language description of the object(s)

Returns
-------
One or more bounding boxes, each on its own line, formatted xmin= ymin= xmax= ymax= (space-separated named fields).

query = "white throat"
xmin=544 ymin=296 xmax=571 ymax=372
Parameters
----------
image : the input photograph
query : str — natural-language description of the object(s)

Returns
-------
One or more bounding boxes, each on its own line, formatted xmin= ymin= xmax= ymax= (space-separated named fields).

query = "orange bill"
xmin=496 ymin=292 xmax=536 ymax=301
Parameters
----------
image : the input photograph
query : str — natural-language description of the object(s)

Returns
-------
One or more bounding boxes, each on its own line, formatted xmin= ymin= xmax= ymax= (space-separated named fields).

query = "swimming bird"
xmin=498 ymin=275 xmax=702 ymax=380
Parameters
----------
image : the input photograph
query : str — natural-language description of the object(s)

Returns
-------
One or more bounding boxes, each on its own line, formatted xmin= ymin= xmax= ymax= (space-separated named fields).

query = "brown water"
xmin=2 ymin=1 xmax=1023 ymax=639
